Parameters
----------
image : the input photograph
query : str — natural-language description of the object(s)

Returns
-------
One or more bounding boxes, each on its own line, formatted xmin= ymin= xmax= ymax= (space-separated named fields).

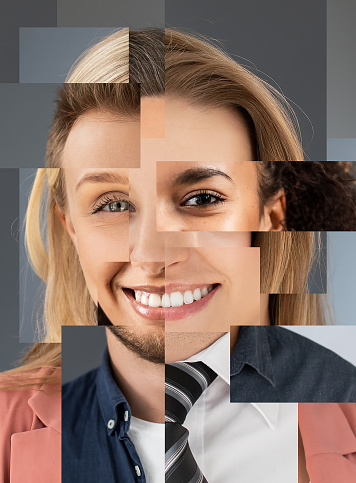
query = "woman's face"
xmin=59 ymin=97 xmax=281 ymax=331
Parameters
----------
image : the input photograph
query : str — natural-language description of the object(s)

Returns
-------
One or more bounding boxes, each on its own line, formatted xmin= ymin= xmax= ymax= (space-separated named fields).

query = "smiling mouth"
xmin=121 ymin=283 xmax=220 ymax=322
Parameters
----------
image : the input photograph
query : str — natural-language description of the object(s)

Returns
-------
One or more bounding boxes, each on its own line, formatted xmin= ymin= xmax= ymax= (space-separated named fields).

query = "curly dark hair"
xmin=258 ymin=161 xmax=356 ymax=230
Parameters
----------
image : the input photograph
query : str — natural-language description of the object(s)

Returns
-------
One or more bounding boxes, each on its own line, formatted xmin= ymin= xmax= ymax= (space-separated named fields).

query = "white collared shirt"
xmin=129 ymin=334 xmax=298 ymax=482
xmin=183 ymin=333 xmax=298 ymax=483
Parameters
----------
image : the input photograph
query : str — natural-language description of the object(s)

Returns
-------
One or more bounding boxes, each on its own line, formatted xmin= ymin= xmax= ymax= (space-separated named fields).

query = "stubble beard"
xmin=108 ymin=324 xmax=165 ymax=364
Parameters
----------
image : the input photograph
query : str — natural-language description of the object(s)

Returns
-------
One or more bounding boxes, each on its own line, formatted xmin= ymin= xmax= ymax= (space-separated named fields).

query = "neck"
xmin=165 ymin=331 xmax=226 ymax=363
xmin=106 ymin=329 xmax=165 ymax=424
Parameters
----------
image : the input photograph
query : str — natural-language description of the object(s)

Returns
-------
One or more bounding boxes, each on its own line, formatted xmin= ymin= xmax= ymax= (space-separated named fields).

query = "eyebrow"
xmin=171 ymin=168 xmax=234 ymax=186
xmin=76 ymin=171 xmax=129 ymax=192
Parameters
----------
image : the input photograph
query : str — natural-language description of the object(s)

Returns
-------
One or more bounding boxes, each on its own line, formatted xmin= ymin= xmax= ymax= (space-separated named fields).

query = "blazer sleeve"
xmin=299 ymin=403 xmax=356 ymax=483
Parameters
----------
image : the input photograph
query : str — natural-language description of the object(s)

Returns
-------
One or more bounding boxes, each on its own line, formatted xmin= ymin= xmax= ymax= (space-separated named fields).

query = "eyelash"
xmin=92 ymin=194 xmax=133 ymax=214
xmin=91 ymin=189 xmax=227 ymax=214
xmin=180 ymin=189 xmax=227 ymax=209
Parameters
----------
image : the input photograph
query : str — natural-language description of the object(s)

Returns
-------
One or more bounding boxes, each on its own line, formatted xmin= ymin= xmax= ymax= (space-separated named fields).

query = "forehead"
xmin=142 ymin=97 xmax=254 ymax=163
xmin=62 ymin=110 xmax=140 ymax=169
xmin=62 ymin=97 xmax=254 ymax=171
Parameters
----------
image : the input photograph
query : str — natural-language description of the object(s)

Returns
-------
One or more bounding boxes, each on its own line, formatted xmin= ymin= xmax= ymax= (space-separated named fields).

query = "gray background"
xmin=19 ymin=169 xmax=45 ymax=342
xmin=327 ymin=0 xmax=356 ymax=138
xmin=0 ymin=169 xmax=32 ymax=372
xmin=0 ymin=0 xmax=56 ymax=82
xmin=62 ymin=327 xmax=107 ymax=384
xmin=327 ymin=1 xmax=356 ymax=164
xmin=0 ymin=84 xmax=59 ymax=168
xmin=166 ymin=0 xmax=326 ymax=162
xmin=328 ymin=232 xmax=356 ymax=325
xmin=327 ymin=139 xmax=356 ymax=161
xmin=20 ymin=28 xmax=118 ymax=83
xmin=57 ymin=0 xmax=165 ymax=27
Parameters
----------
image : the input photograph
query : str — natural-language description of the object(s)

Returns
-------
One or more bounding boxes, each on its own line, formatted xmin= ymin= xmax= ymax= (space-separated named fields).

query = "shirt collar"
xmin=183 ymin=333 xmax=230 ymax=384
xmin=182 ymin=333 xmax=279 ymax=430
xmin=230 ymin=326 xmax=275 ymax=387
xmin=251 ymin=403 xmax=280 ymax=430
xmin=96 ymin=348 xmax=131 ymax=437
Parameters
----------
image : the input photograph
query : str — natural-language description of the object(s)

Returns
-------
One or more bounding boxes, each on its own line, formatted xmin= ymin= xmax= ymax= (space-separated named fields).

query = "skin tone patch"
xmin=63 ymin=110 xmax=140 ymax=168
xmin=141 ymin=97 xmax=165 ymax=138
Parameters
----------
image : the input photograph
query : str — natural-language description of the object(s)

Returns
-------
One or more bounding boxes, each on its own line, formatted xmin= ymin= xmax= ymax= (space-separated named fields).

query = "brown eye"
xmin=182 ymin=190 xmax=226 ymax=208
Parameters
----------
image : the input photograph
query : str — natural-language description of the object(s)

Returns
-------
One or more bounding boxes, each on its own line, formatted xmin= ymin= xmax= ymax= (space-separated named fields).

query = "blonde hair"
xmin=6 ymin=28 xmax=326 ymax=386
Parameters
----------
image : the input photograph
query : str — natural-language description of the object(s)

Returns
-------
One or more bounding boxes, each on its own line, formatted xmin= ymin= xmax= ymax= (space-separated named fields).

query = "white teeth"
xmin=170 ymin=291 xmax=184 ymax=307
xmin=132 ymin=285 xmax=215 ymax=308
xmin=183 ymin=291 xmax=194 ymax=304
xmin=162 ymin=293 xmax=171 ymax=308
xmin=193 ymin=288 xmax=202 ymax=301
xmin=148 ymin=293 xmax=161 ymax=307
xmin=141 ymin=293 xmax=149 ymax=305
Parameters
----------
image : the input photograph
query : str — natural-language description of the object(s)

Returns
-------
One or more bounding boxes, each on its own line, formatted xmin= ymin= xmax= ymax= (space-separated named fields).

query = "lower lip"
xmin=122 ymin=285 xmax=220 ymax=322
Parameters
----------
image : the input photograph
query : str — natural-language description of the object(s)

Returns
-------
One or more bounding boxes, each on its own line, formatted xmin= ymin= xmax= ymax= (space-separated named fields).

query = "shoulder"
xmin=269 ymin=327 xmax=356 ymax=399
xmin=0 ymin=367 xmax=61 ymax=429
xmin=268 ymin=327 xmax=356 ymax=370
xmin=62 ymin=366 xmax=98 ymax=399
xmin=0 ymin=368 xmax=61 ymax=483
xmin=0 ymin=384 xmax=35 ymax=426
xmin=62 ymin=367 xmax=100 ymax=422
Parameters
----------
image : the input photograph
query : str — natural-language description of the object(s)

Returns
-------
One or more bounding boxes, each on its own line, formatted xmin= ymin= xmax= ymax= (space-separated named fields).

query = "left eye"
xmin=182 ymin=191 xmax=225 ymax=207
xmin=102 ymin=200 xmax=131 ymax=212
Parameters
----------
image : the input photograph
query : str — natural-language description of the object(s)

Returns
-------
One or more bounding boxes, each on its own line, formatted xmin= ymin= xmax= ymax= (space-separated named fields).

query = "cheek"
xmin=74 ymin=222 xmax=129 ymax=303
xmin=217 ymin=247 xmax=261 ymax=325
xmin=238 ymin=190 xmax=262 ymax=229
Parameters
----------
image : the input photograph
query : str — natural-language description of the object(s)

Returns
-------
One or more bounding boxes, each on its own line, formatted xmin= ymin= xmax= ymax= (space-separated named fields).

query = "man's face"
xmin=60 ymin=96 xmax=272 ymax=361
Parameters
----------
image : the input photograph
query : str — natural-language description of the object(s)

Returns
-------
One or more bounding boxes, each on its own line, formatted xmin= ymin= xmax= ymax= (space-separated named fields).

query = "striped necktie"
xmin=165 ymin=361 xmax=218 ymax=483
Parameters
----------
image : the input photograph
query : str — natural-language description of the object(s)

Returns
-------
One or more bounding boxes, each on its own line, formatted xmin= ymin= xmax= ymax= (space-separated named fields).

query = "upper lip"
xmin=120 ymin=283 xmax=218 ymax=294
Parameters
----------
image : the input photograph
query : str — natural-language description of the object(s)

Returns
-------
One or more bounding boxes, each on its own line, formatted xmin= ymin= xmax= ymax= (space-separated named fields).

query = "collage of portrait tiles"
xmin=0 ymin=1 xmax=356 ymax=482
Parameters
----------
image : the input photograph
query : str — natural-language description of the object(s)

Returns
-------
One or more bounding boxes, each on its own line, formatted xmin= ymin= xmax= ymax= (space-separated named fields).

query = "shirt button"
xmin=107 ymin=419 xmax=115 ymax=429
xmin=124 ymin=410 xmax=129 ymax=422
xmin=135 ymin=465 xmax=141 ymax=476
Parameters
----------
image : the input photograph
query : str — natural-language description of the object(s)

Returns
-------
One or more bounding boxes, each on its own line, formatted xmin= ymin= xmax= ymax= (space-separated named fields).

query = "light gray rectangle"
xmin=20 ymin=28 xmax=117 ymax=83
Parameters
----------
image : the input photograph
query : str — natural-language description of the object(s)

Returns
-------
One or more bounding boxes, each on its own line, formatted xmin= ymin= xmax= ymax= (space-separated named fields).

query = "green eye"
xmin=92 ymin=195 xmax=133 ymax=214
xmin=103 ymin=200 xmax=131 ymax=212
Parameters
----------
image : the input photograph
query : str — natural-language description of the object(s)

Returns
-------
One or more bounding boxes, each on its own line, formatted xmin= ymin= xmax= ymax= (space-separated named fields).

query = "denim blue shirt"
xmin=62 ymin=350 xmax=146 ymax=483
xmin=230 ymin=326 xmax=356 ymax=402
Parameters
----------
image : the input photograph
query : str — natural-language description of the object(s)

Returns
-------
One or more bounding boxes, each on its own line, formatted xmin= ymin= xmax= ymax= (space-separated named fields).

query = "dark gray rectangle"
xmin=0 ymin=84 xmax=59 ymax=168
xmin=0 ymin=0 xmax=56 ymax=82
xmin=166 ymin=0 xmax=326 ymax=161
xmin=58 ymin=0 xmax=164 ymax=28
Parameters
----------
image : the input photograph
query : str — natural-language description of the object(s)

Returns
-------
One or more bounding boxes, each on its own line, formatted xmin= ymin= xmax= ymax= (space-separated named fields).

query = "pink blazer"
xmin=299 ymin=403 xmax=356 ymax=483
xmin=0 ymin=369 xmax=61 ymax=483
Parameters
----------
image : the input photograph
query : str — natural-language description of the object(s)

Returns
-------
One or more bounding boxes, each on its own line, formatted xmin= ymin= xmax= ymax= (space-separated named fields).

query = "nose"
xmin=129 ymin=209 xmax=166 ymax=275
xmin=129 ymin=213 xmax=195 ymax=275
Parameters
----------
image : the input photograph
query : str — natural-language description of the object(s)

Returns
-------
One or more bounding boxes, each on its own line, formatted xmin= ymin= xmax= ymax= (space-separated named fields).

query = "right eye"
xmin=92 ymin=194 xmax=134 ymax=214
xmin=101 ymin=200 xmax=131 ymax=212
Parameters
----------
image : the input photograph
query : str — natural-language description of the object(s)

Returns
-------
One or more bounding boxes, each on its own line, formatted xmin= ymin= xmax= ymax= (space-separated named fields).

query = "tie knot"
xmin=165 ymin=361 xmax=217 ymax=425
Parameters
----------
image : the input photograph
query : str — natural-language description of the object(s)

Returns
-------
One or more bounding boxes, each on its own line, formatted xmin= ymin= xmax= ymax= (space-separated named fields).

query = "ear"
xmin=55 ymin=204 xmax=78 ymax=249
xmin=259 ymin=189 xmax=286 ymax=231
